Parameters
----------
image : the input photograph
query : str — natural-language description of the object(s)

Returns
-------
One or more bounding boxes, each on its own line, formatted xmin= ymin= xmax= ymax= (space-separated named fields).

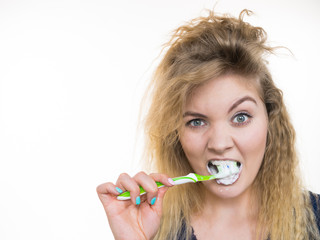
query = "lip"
xmin=207 ymin=158 xmax=240 ymax=162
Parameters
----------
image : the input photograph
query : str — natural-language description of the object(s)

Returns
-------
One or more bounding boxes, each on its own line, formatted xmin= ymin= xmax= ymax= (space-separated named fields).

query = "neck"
xmin=190 ymin=186 xmax=261 ymax=240
xmin=199 ymin=186 xmax=258 ymax=223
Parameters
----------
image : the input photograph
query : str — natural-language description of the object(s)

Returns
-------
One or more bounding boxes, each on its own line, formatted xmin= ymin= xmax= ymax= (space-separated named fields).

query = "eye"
xmin=186 ymin=119 xmax=206 ymax=128
xmin=232 ymin=112 xmax=252 ymax=125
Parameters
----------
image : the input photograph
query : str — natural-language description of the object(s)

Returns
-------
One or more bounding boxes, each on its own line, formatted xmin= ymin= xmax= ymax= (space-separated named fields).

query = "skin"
xmin=97 ymin=73 xmax=268 ymax=240
xmin=96 ymin=172 xmax=174 ymax=240
xmin=179 ymin=74 xmax=268 ymax=239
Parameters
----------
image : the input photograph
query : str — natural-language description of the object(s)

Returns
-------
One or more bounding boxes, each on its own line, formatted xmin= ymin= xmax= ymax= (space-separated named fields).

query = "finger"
xmin=116 ymin=173 xmax=141 ymax=205
xmin=146 ymin=173 xmax=175 ymax=206
xmin=151 ymin=186 xmax=169 ymax=217
xmin=96 ymin=182 xmax=120 ymax=206
xmin=149 ymin=173 xmax=175 ymax=187
xmin=133 ymin=171 xmax=159 ymax=205
xmin=96 ymin=182 xmax=118 ymax=195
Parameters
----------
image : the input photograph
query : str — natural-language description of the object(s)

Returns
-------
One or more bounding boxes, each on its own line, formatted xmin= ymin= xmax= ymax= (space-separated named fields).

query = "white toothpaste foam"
xmin=207 ymin=160 xmax=242 ymax=185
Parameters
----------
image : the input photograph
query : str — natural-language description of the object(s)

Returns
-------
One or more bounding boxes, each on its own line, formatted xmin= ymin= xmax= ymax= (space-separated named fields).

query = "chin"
xmin=205 ymin=180 xmax=249 ymax=200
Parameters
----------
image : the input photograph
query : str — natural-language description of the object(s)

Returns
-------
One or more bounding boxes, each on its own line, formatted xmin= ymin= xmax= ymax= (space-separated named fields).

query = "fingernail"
xmin=115 ymin=187 xmax=123 ymax=194
xmin=168 ymin=178 xmax=175 ymax=186
xmin=151 ymin=197 xmax=157 ymax=206
xmin=136 ymin=196 xmax=141 ymax=205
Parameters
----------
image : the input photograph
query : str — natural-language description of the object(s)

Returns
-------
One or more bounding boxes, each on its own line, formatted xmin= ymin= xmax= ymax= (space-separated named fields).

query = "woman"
xmin=97 ymin=10 xmax=320 ymax=239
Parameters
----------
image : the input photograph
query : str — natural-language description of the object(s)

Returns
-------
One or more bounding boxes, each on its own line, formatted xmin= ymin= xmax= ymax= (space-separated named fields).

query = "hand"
xmin=96 ymin=172 xmax=175 ymax=240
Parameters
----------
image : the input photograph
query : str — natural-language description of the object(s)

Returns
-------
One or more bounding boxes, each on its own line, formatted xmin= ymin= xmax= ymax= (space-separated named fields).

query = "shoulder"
xmin=309 ymin=191 xmax=320 ymax=228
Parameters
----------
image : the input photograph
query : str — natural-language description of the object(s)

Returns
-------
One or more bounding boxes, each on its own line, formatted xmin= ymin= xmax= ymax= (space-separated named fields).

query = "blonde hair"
xmin=143 ymin=10 xmax=319 ymax=239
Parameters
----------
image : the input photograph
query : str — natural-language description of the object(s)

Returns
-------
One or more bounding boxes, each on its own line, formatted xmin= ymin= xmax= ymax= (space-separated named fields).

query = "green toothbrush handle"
xmin=116 ymin=174 xmax=197 ymax=201
xmin=117 ymin=181 xmax=164 ymax=200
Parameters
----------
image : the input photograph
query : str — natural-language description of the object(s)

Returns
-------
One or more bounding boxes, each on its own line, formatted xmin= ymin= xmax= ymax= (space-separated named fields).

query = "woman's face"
xmin=179 ymin=74 xmax=268 ymax=199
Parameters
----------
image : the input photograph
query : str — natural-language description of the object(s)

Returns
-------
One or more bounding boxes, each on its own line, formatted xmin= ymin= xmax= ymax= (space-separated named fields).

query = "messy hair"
xmin=143 ymin=9 xmax=319 ymax=239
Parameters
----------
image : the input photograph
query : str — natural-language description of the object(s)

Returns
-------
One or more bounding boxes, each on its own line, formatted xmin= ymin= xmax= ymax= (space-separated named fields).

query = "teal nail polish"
xmin=115 ymin=187 xmax=123 ymax=194
xmin=151 ymin=197 xmax=157 ymax=206
xmin=136 ymin=196 xmax=141 ymax=205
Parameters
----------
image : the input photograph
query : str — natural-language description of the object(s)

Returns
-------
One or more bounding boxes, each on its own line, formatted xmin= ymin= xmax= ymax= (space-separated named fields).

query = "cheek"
xmin=237 ymin=120 xmax=267 ymax=163
xmin=179 ymin=131 xmax=206 ymax=161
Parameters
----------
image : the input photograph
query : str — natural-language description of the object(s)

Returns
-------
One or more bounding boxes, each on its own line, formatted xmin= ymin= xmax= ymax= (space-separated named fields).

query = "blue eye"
xmin=232 ymin=112 xmax=251 ymax=125
xmin=187 ymin=119 xmax=205 ymax=127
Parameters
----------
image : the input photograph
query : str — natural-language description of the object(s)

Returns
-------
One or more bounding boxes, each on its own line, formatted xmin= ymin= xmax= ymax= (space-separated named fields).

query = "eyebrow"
xmin=183 ymin=112 xmax=208 ymax=118
xmin=228 ymin=96 xmax=257 ymax=113
xmin=182 ymin=96 xmax=257 ymax=118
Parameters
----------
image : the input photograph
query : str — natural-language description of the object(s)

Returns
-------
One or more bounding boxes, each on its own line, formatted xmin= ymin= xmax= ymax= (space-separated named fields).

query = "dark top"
xmin=310 ymin=192 xmax=320 ymax=234
xmin=177 ymin=192 xmax=320 ymax=240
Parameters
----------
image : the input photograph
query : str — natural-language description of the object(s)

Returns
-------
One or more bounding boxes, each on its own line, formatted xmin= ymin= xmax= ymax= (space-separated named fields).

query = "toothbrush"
xmin=117 ymin=161 xmax=239 ymax=200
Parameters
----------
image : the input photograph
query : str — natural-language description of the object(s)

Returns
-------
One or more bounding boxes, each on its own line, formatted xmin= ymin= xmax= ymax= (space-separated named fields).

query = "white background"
xmin=0 ymin=0 xmax=319 ymax=239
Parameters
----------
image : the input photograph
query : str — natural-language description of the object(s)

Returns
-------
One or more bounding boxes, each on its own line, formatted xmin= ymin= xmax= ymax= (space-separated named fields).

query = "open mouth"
xmin=207 ymin=160 xmax=242 ymax=185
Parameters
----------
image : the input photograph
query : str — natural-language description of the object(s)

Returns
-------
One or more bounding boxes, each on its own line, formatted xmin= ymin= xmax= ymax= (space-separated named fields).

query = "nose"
xmin=206 ymin=124 xmax=234 ymax=154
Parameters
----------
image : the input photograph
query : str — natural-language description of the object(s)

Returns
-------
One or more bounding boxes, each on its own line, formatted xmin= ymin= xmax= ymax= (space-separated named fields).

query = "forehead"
xmin=186 ymin=74 xmax=262 ymax=106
